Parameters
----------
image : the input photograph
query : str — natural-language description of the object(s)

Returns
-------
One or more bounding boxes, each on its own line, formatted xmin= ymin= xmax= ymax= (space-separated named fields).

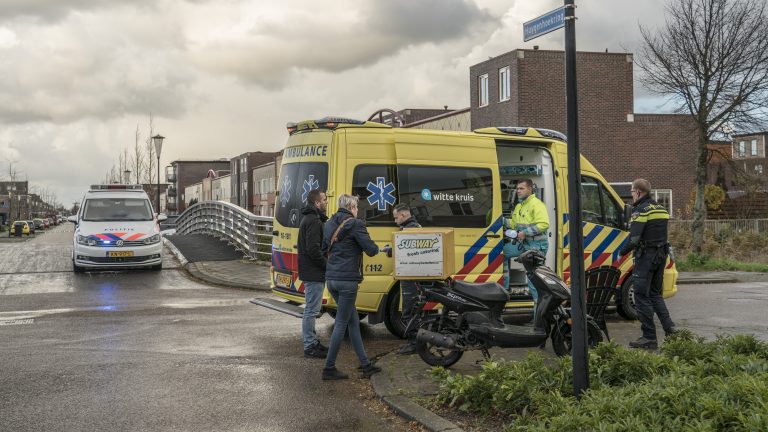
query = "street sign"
xmin=523 ymin=7 xmax=565 ymax=42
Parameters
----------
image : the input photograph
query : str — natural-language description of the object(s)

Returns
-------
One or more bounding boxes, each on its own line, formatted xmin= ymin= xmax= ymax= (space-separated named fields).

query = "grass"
xmin=675 ymin=253 xmax=768 ymax=272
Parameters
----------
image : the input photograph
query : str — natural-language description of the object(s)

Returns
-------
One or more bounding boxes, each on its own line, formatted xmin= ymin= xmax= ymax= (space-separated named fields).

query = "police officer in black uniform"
xmin=619 ymin=179 xmax=677 ymax=349
xmin=392 ymin=203 xmax=422 ymax=355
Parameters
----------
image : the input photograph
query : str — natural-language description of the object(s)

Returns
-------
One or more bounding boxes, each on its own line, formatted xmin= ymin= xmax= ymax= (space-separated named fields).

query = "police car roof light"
xmin=90 ymin=184 xmax=144 ymax=191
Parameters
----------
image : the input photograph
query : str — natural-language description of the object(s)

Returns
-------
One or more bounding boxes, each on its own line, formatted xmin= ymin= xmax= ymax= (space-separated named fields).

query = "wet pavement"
xmin=0 ymin=225 xmax=404 ymax=432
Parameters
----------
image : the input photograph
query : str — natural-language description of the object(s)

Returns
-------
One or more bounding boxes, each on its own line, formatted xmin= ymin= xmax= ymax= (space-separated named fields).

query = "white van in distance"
xmin=68 ymin=184 xmax=167 ymax=272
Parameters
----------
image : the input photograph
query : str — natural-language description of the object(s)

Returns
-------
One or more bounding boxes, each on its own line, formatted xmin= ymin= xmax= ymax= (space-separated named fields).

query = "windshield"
xmin=82 ymin=198 xmax=153 ymax=221
xmin=275 ymin=162 xmax=328 ymax=228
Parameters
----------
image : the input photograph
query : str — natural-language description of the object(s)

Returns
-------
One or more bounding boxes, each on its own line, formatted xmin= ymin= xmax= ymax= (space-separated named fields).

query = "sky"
xmin=0 ymin=0 xmax=672 ymax=206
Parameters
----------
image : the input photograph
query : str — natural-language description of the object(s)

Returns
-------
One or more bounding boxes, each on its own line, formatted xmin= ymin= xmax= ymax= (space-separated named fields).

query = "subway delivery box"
xmin=270 ymin=117 xmax=677 ymax=338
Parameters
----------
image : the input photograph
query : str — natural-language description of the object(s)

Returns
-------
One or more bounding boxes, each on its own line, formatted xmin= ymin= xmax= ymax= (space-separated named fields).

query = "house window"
xmin=739 ymin=141 xmax=746 ymax=157
xmin=651 ymin=189 xmax=673 ymax=217
xmin=756 ymin=164 xmax=763 ymax=175
xmin=478 ymin=74 xmax=489 ymax=107
xmin=498 ymin=66 xmax=510 ymax=102
xmin=751 ymin=139 xmax=758 ymax=156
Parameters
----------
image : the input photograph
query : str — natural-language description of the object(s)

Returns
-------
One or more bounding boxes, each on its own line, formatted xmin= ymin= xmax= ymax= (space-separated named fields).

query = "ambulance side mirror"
xmin=622 ymin=204 xmax=632 ymax=230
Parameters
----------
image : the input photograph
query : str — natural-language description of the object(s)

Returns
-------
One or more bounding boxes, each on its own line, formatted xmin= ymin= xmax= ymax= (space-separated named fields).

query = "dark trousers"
xmin=633 ymin=249 xmax=675 ymax=340
xmin=401 ymin=280 xmax=421 ymax=339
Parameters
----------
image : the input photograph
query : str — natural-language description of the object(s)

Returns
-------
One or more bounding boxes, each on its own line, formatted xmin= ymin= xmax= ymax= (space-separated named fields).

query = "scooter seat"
xmin=452 ymin=280 xmax=510 ymax=302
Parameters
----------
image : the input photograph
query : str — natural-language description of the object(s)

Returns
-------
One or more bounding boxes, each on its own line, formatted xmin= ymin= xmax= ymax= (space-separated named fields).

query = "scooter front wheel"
xmin=551 ymin=318 xmax=604 ymax=357
xmin=415 ymin=316 xmax=464 ymax=367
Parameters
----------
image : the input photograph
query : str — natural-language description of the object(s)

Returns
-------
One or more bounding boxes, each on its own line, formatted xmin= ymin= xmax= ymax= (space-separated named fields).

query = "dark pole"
xmin=565 ymin=0 xmax=589 ymax=398
xmin=157 ymin=156 xmax=161 ymax=214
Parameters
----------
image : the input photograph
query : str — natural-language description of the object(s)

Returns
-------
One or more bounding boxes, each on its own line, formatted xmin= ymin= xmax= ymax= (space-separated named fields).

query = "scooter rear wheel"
xmin=551 ymin=318 xmax=604 ymax=357
xmin=415 ymin=316 xmax=464 ymax=367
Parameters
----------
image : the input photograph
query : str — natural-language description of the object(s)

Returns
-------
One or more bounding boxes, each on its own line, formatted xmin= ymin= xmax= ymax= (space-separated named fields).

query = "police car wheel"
xmin=617 ymin=278 xmax=638 ymax=320
xmin=73 ymin=261 xmax=85 ymax=273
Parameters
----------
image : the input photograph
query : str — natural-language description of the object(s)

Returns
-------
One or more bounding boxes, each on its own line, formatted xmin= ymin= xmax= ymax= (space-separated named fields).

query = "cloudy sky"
xmin=0 ymin=0 xmax=670 ymax=206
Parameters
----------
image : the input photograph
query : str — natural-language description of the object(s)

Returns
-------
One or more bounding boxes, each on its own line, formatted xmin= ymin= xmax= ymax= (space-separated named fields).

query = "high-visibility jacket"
xmin=510 ymin=194 xmax=550 ymax=238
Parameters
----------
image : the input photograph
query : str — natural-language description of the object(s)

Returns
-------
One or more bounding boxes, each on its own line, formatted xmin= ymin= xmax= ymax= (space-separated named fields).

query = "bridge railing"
xmin=174 ymin=200 xmax=273 ymax=261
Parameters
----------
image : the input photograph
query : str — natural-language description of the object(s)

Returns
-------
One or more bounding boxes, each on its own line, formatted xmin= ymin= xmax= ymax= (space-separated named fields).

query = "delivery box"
xmin=392 ymin=228 xmax=455 ymax=280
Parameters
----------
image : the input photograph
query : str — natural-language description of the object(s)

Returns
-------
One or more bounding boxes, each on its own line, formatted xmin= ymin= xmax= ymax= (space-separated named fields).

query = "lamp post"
xmin=152 ymin=134 xmax=165 ymax=215
xmin=123 ymin=169 xmax=132 ymax=184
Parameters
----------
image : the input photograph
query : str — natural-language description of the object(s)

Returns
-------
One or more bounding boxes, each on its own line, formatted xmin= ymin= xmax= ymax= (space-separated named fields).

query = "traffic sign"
xmin=523 ymin=7 xmax=565 ymax=42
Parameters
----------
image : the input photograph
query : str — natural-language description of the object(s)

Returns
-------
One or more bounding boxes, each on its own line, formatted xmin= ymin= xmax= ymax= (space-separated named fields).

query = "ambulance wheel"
xmin=384 ymin=285 xmax=407 ymax=339
xmin=617 ymin=278 xmax=638 ymax=320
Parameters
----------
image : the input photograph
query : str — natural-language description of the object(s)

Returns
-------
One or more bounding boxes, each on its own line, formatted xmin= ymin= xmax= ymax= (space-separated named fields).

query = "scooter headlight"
xmin=535 ymin=268 xmax=570 ymax=293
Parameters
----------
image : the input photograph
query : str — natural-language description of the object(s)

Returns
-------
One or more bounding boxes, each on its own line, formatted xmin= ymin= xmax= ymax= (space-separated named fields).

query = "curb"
xmin=371 ymin=353 xmax=464 ymax=432
xmin=162 ymin=237 xmax=188 ymax=267
xmin=677 ymin=277 xmax=737 ymax=285
xmin=185 ymin=262 xmax=271 ymax=291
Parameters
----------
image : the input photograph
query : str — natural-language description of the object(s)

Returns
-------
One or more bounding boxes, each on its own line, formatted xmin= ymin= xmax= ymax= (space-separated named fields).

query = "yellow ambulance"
xmin=270 ymin=117 xmax=677 ymax=337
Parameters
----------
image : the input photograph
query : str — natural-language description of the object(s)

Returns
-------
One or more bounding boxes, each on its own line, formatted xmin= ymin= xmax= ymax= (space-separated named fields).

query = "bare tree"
xmin=144 ymin=113 xmax=156 ymax=185
xmin=637 ymin=0 xmax=768 ymax=253
xmin=131 ymin=124 xmax=145 ymax=184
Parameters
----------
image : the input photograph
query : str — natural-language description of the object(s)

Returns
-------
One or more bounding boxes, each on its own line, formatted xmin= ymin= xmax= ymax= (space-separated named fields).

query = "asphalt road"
xmin=0 ymin=225 xmax=404 ymax=432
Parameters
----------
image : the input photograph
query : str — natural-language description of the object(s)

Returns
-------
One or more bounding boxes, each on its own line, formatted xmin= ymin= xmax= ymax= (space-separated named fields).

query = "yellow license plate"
xmin=108 ymin=251 xmax=134 ymax=257
xmin=275 ymin=273 xmax=292 ymax=289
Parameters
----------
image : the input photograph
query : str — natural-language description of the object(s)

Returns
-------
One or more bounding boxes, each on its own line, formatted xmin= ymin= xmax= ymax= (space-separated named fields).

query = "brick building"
xmin=469 ymin=49 xmax=700 ymax=215
xmin=230 ymin=152 xmax=282 ymax=212
xmin=165 ymin=159 xmax=230 ymax=215
xmin=251 ymin=155 xmax=282 ymax=217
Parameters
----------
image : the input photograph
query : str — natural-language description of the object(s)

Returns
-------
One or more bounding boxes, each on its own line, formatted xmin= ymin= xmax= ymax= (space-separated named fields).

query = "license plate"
xmin=108 ymin=251 xmax=134 ymax=257
xmin=275 ymin=273 xmax=292 ymax=289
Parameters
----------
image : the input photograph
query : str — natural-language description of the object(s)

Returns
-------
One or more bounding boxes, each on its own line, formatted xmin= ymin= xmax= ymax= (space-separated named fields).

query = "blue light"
xmin=103 ymin=241 xmax=111 ymax=244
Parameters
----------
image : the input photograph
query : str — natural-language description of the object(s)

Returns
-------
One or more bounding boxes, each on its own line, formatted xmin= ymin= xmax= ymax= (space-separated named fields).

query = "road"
xmin=0 ymin=225 xmax=405 ymax=432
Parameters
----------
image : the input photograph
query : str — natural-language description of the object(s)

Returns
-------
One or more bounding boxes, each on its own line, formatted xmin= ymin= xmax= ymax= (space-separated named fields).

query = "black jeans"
xmin=633 ymin=249 xmax=675 ymax=340
xmin=400 ymin=280 xmax=420 ymax=339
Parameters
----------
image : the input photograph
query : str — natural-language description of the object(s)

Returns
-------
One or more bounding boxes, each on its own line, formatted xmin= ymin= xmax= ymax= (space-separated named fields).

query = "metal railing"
xmin=174 ymin=200 xmax=273 ymax=261
xmin=670 ymin=218 xmax=768 ymax=234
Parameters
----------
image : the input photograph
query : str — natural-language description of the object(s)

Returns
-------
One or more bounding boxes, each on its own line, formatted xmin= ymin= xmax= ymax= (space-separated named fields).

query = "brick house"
xmin=230 ymin=151 xmax=282 ymax=212
xmin=469 ymin=48 xmax=701 ymax=215
xmin=251 ymin=155 xmax=282 ymax=217
xmin=165 ymin=159 xmax=231 ymax=215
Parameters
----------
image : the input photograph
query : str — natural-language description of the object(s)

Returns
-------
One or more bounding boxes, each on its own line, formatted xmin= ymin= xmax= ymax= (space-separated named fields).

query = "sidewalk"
xmin=164 ymin=234 xmax=271 ymax=290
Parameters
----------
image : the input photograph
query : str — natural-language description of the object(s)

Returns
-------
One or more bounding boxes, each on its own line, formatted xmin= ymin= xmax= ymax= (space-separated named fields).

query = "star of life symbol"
xmin=301 ymin=175 xmax=320 ymax=204
xmin=280 ymin=176 xmax=291 ymax=208
xmin=366 ymin=177 xmax=396 ymax=211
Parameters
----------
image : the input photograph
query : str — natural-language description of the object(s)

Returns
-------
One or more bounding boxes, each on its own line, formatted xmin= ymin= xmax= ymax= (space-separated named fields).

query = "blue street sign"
xmin=523 ymin=7 xmax=565 ymax=42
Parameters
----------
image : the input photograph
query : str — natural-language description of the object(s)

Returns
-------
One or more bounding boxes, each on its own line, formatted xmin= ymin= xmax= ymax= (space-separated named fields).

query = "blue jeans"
xmin=324 ymin=280 xmax=371 ymax=370
xmin=503 ymin=239 xmax=549 ymax=302
xmin=302 ymin=281 xmax=324 ymax=350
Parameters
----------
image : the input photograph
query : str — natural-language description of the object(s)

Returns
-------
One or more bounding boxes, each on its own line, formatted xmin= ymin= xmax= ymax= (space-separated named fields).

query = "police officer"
xmin=504 ymin=179 xmax=550 ymax=303
xmin=619 ymin=179 xmax=677 ymax=350
xmin=392 ymin=203 xmax=422 ymax=355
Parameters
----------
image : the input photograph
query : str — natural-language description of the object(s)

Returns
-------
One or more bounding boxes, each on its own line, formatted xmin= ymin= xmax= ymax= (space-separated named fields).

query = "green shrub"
xmin=432 ymin=332 xmax=768 ymax=431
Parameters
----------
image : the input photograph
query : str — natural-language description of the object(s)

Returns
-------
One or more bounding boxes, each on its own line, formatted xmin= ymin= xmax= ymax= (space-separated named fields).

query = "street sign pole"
xmin=564 ymin=0 xmax=589 ymax=398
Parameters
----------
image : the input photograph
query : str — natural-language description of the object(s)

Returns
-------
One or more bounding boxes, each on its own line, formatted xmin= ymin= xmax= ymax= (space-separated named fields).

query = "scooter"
xmin=411 ymin=247 xmax=604 ymax=367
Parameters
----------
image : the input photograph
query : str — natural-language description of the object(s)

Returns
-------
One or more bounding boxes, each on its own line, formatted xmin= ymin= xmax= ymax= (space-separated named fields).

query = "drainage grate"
xmin=0 ymin=319 xmax=34 ymax=326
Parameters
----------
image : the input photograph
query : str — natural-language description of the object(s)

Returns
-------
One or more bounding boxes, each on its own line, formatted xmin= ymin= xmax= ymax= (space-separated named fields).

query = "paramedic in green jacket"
xmin=504 ymin=179 xmax=550 ymax=303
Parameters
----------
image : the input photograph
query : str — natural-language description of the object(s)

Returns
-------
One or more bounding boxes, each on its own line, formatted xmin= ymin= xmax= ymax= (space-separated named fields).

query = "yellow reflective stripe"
xmin=646 ymin=213 xmax=670 ymax=221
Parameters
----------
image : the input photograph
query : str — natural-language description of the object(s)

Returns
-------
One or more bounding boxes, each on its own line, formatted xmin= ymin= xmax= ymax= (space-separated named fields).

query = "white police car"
xmin=68 ymin=185 xmax=167 ymax=272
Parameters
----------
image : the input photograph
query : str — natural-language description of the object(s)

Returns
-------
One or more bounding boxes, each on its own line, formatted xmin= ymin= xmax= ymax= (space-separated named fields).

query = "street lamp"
xmin=123 ymin=169 xmax=132 ymax=184
xmin=152 ymin=134 xmax=165 ymax=215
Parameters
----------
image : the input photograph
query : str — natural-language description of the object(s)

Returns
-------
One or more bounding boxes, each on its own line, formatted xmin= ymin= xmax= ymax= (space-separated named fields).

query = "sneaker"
xmin=322 ymin=367 xmax=349 ymax=381
xmin=629 ymin=337 xmax=658 ymax=349
xmin=304 ymin=345 xmax=327 ymax=359
xmin=397 ymin=342 xmax=417 ymax=355
xmin=360 ymin=363 xmax=382 ymax=378
xmin=316 ymin=342 xmax=329 ymax=353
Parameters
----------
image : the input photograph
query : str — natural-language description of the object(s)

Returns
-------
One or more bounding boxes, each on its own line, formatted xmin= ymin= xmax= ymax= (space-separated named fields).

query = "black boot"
xmin=322 ymin=367 xmax=349 ymax=380
xmin=360 ymin=363 xmax=382 ymax=378
xmin=629 ymin=337 xmax=658 ymax=350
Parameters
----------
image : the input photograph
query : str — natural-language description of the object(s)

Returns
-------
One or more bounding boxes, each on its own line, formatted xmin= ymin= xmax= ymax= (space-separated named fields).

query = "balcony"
xmin=165 ymin=166 xmax=177 ymax=183
xmin=167 ymin=187 xmax=177 ymax=198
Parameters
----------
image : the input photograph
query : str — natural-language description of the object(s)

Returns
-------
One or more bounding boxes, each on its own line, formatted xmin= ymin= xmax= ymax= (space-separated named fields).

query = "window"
xmin=739 ymin=141 xmax=746 ymax=157
xmin=82 ymin=198 xmax=153 ymax=221
xmin=752 ymin=139 xmax=758 ymax=156
xmin=275 ymin=162 xmax=328 ymax=227
xmin=398 ymin=165 xmax=493 ymax=228
xmin=352 ymin=164 xmax=398 ymax=226
xmin=581 ymin=177 xmax=623 ymax=228
xmin=756 ymin=164 xmax=763 ymax=175
xmin=651 ymin=189 xmax=673 ymax=216
xmin=478 ymin=74 xmax=489 ymax=107
xmin=498 ymin=66 xmax=510 ymax=102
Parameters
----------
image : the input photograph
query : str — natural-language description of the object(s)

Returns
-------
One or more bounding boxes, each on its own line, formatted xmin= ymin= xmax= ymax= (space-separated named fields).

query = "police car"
xmin=68 ymin=184 xmax=167 ymax=272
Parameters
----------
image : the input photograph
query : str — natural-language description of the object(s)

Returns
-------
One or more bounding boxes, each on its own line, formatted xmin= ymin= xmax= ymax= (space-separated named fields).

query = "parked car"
xmin=43 ymin=219 xmax=50 ymax=229
xmin=10 ymin=221 xmax=30 ymax=236
xmin=33 ymin=218 xmax=44 ymax=230
xmin=25 ymin=220 xmax=36 ymax=235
